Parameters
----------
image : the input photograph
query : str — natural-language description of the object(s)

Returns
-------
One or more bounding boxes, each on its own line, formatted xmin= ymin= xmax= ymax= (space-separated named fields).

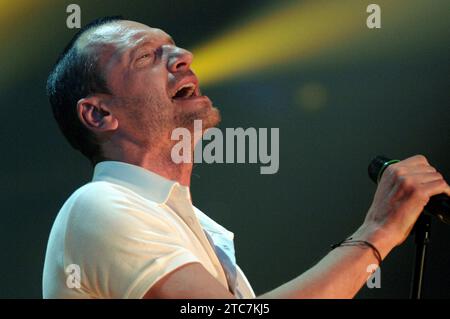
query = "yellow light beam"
xmin=190 ymin=0 xmax=442 ymax=86
xmin=191 ymin=0 xmax=365 ymax=85
xmin=0 ymin=0 xmax=51 ymax=38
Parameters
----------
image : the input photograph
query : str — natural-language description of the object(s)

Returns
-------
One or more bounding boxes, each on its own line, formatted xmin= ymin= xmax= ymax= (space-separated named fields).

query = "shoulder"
xmin=69 ymin=180 xmax=140 ymax=209
xmin=62 ymin=181 xmax=169 ymax=239
xmin=66 ymin=180 xmax=160 ymax=217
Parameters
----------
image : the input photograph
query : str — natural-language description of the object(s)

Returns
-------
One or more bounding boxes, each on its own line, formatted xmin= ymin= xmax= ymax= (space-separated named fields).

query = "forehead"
xmin=77 ymin=20 xmax=173 ymax=54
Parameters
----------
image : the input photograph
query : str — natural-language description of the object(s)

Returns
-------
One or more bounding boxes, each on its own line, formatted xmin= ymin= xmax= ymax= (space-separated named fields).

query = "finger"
xmin=403 ymin=166 xmax=437 ymax=175
xmin=421 ymin=179 xmax=450 ymax=198
xmin=385 ymin=164 xmax=436 ymax=181
xmin=400 ymin=154 xmax=430 ymax=167
xmin=408 ymin=172 xmax=443 ymax=184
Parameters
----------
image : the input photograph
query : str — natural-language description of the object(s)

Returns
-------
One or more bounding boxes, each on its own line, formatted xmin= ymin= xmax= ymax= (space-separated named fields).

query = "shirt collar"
xmin=92 ymin=161 xmax=189 ymax=204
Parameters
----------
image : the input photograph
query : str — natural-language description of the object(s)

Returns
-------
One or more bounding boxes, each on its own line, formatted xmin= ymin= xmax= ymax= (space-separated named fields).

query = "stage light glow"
xmin=190 ymin=0 xmax=365 ymax=86
xmin=190 ymin=0 xmax=443 ymax=86
xmin=0 ymin=0 xmax=47 ymax=35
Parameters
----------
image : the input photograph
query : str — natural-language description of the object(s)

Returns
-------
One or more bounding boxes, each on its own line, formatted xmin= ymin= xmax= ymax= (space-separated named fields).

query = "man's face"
xmin=80 ymin=20 xmax=220 ymax=146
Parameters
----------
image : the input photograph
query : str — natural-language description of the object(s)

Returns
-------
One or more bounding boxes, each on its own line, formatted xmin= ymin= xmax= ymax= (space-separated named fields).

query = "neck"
xmin=102 ymin=137 xmax=194 ymax=187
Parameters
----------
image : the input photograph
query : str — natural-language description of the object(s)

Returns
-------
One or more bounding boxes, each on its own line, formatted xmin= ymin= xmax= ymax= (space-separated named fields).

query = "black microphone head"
xmin=368 ymin=155 xmax=391 ymax=184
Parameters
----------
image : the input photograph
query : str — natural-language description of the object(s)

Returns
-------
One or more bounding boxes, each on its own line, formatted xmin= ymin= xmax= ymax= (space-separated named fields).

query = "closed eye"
xmin=134 ymin=52 xmax=154 ymax=67
xmin=138 ymin=53 xmax=153 ymax=60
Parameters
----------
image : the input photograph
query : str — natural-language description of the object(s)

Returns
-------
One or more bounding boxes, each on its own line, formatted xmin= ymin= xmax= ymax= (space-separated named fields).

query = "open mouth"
xmin=172 ymin=83 xmax=197 ymax=100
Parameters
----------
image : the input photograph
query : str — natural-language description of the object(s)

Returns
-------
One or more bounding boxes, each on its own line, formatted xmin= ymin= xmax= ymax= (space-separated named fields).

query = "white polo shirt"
xmin=43 ymin=161 xmax=255 ymax=299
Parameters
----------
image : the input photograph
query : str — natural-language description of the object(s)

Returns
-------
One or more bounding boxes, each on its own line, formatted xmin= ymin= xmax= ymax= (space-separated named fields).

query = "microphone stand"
xmin=368 ymin=155 xmax=449 ymax=298
xmin=409 ymin=213 xmax=432 ymax=299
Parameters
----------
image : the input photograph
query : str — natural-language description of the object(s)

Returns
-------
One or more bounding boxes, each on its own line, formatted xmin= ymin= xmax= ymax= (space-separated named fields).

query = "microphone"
xmin=368 ymin=155 xmax=450 ymax=225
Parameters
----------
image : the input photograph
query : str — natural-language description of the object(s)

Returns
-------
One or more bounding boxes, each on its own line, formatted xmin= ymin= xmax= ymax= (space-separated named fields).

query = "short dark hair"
xmin=46 ymin=16 xmax=124 ymax=164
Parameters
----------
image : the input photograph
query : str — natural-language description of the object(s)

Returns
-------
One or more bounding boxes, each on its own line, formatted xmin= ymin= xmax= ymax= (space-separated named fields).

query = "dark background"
xmin=0 ymin=0 xmax=448 ymax=298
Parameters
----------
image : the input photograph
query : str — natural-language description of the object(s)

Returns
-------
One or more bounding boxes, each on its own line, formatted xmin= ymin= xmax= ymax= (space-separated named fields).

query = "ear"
xmin=76 ymin=96 xmax=119 ymax=133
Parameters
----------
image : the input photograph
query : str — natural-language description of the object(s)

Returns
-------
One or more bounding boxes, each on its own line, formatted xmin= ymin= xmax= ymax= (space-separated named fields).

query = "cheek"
xmin=132 ymin=70 xmax=169 ymax=99
xmin=108 ymin=63 xmax=170 ymax=103
xmin=107 ymin=68 xmax=133 ymax=96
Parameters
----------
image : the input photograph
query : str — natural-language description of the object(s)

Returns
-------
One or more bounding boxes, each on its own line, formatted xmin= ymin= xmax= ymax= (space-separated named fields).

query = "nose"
xmin=167 ymin=46 xmax=193 ymax=73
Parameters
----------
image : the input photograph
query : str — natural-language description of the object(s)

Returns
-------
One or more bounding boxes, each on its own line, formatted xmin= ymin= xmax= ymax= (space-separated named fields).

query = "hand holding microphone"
xmin=368 ymin=155 xmax=450 ymax=225
xmin=363 ymin=155 xmax=450 ymax=248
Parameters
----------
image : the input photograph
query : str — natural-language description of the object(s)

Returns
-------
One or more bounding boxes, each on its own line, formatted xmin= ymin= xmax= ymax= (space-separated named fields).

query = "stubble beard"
xmin=119 ymin=93 xmax=222 ymax=159
xmin=174 ymin=103 xmax=221 ymax=131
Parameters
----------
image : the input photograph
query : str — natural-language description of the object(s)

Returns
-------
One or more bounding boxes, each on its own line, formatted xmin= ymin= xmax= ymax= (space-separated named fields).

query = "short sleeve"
xmin=64 ymin=182 xmax=201 ymax=298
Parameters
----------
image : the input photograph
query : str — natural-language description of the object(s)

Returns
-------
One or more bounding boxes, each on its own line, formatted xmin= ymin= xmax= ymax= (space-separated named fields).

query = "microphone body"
xmin=368 ymin=155 xmax=450 ymax=225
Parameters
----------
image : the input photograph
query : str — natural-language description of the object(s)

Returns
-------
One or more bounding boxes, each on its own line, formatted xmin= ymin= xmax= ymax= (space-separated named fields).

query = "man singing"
xmin=43 ymin=17 xmax=450 ymax=298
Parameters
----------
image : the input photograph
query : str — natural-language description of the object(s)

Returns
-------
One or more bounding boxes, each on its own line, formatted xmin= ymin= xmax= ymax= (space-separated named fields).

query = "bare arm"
xmin=259 ymin=224 xmax=391 ymax=299
xmin=144 ymin=155 xmax=450 ymax=299
xmin=143 ymin=262 xmax=235 ymax=299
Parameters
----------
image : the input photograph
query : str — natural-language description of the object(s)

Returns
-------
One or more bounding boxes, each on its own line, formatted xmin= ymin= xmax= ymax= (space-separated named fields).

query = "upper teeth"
xmin=175 ymin=83 xmax=195 ymax=96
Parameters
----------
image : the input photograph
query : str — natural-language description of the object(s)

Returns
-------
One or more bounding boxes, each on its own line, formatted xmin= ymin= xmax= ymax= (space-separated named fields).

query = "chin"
xmin=201 ymin=105 xmax=221 ymax=129
xmin=174 ymin=102 xmax=221 ymax=130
